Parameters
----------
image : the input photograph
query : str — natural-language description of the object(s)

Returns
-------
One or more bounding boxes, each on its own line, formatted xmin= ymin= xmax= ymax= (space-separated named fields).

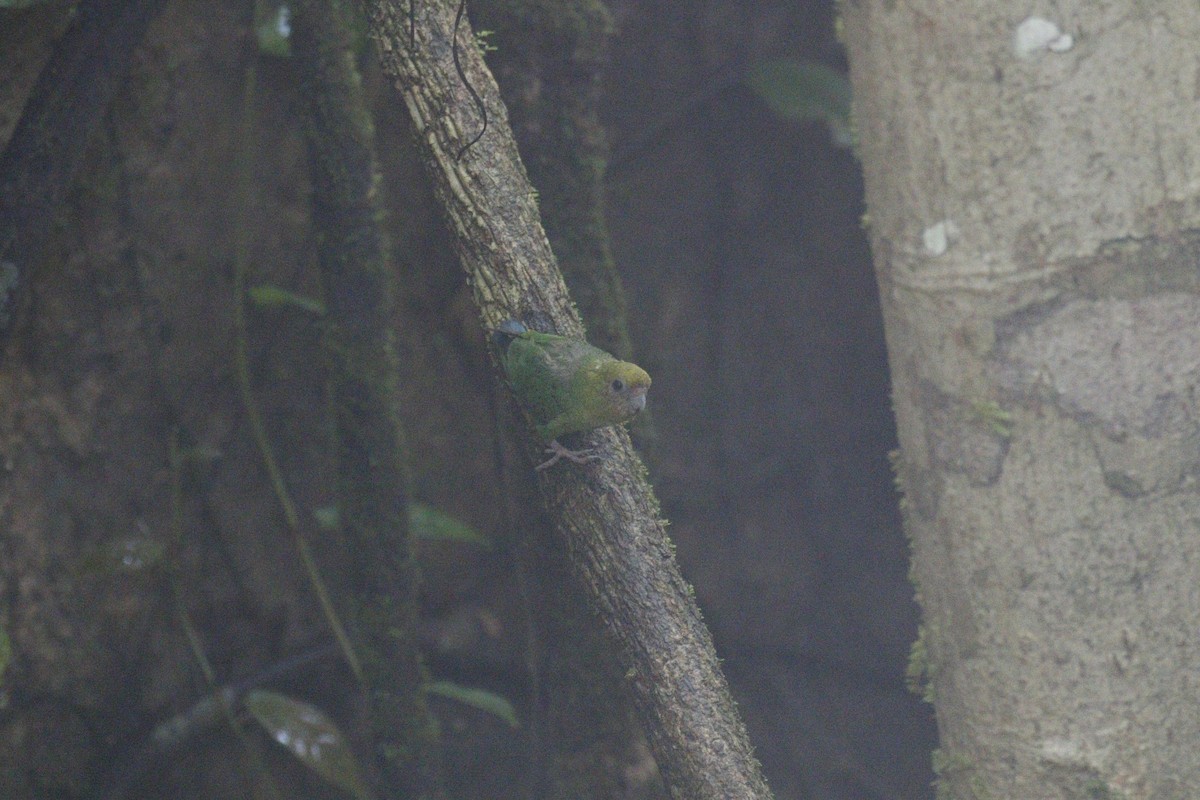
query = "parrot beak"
xmin=631 ymin=388 xmax=647 ymax=413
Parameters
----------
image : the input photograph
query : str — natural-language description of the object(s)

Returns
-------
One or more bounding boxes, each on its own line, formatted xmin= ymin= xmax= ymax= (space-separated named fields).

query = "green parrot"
xmin=493 ymin=320 xmax=651 ymax=470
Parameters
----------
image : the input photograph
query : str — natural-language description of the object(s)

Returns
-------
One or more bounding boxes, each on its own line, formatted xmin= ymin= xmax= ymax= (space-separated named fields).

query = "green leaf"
xmin=312 ymin=502 xmax=491 ymax=545
xmin=745 ymin=59 xmax=853 ymax=147
xmin=409 ymin=503 xmax=491 ymax=548
xmin=313 ymin=505 xmax=340 ymax=531
xmin=245 ymin=690 xmax=374 ymax=800
xmin=426 ymin=681 xmax=519 ymax=728
xmin=247 ymin=284 xmax=326 ymax=315
xmin=254 ymin=3 xmax=292 ymax=58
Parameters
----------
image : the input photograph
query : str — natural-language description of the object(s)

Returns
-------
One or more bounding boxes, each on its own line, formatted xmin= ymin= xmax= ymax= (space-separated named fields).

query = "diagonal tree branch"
xmin=362 ymin=2 xmax=775 ymax=798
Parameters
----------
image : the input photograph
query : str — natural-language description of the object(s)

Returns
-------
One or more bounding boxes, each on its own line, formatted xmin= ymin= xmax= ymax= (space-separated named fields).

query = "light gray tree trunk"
xmin=843 ymin=3 xmax=1200 ymax=798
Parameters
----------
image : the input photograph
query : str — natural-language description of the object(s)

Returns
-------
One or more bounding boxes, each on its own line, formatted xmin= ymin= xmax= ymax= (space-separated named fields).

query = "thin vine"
xmin=230 ymin=63 xmax=364 ymax=686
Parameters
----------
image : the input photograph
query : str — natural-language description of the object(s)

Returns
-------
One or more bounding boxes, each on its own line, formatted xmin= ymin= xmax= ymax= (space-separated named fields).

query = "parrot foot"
xmin=535 ymin=439 xmax=602 ymax=471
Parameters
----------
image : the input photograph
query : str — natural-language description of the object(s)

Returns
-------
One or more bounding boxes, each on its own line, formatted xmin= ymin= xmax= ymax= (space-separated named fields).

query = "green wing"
xmin=502 ymin=331 xmax=606 ymax=439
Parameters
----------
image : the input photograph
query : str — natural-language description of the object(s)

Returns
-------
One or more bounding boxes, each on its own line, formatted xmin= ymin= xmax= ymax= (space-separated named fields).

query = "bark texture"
xmin=362 ymin=2 xmax=773 ymax=798
xmin=0 ymin=0 xmax=167 ymax=344
xmin=845 ymin=2 xmax=1200 ymax=798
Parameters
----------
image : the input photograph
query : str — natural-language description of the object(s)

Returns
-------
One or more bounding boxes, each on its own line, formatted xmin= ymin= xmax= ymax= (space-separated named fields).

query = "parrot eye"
xmin=611 ymin=379 xmax=624 ymax=392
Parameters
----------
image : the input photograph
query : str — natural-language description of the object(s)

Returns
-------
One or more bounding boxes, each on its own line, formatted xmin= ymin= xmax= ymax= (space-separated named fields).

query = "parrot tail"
xmin=491 ymin=319 xmax=528 ymax=351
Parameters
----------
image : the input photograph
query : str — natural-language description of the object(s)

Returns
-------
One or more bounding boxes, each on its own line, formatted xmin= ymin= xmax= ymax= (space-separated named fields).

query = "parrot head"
xmin=586 ymin=359 xmax=651 ymax=425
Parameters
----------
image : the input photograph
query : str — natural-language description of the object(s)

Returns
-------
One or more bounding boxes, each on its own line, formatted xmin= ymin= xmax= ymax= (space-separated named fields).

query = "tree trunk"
xmin=845 ymin=3 xmax=1200 ymax=797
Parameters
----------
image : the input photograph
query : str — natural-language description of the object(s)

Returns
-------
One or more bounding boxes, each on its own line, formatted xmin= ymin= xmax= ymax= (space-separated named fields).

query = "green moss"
xmin=932 ymin=749 xmax=966 ymax=800
xmin=969 ymin=775 xmax=996 ymax=800
xmin=931 ymin=749 xmax=995 ymax=800
xmin=474 ymin=28 xmax=499 ymax=54
xmin=906 ymin=624 xmax=935 ymax=703
xmin=970 ymin=400 xmax=1013 ymax=438
xmin=888 ymin=448 xmax=904 ymax=489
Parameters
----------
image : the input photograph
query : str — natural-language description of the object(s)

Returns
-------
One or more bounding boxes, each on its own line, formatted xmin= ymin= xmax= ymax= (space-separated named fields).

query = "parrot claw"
xmin=535 ymin=439 xmax=602 ymax=471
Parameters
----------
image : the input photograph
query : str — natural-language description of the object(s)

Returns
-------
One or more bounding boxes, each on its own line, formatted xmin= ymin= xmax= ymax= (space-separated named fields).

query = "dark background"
xmin=602 ymin=3 xmax=933 ymax=797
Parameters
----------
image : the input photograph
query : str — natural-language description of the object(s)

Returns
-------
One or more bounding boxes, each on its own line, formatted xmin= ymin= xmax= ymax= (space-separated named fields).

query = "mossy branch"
xmin=362 ymin=2 xmax=774 ymax=798
xmin=290 ymin=1 xmax=443 ymax=797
